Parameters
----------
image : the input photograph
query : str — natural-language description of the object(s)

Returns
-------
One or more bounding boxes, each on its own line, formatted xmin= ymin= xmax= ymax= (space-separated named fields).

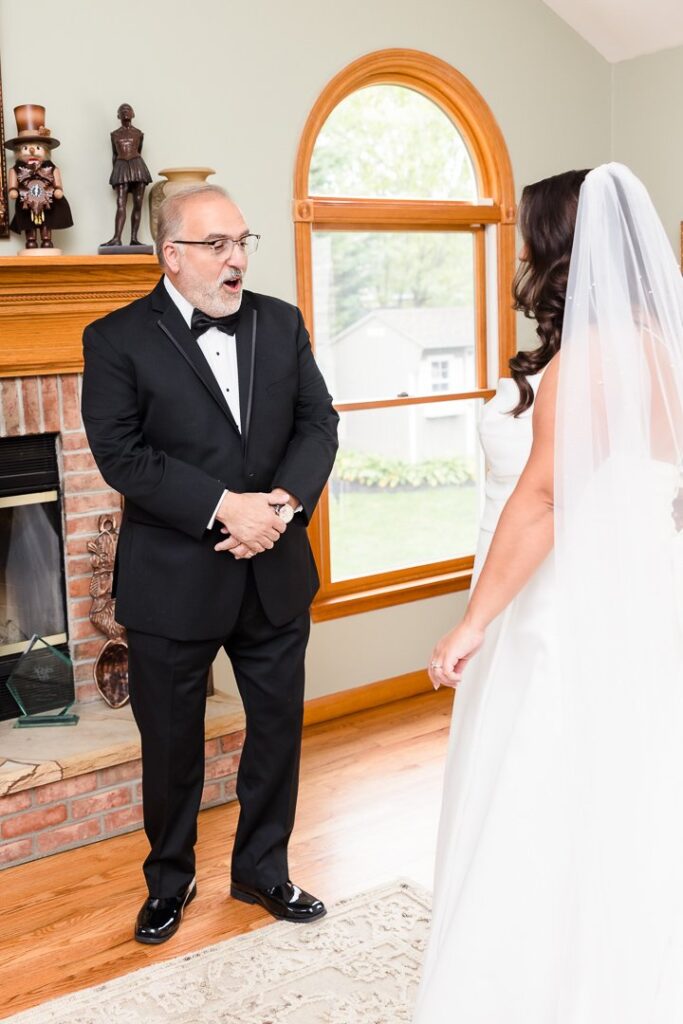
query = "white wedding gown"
xmin=413 ymin=370 xmax=683 ymax=1023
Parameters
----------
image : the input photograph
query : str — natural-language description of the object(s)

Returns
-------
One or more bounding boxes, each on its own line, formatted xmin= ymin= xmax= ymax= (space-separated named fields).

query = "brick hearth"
xmin=0 ymin=697 xmax=244 ymax=867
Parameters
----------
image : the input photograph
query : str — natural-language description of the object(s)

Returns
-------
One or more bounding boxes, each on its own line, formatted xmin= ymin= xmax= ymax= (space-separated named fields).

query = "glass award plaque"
xmin=6 ymin=634 xmax=78 ymax=727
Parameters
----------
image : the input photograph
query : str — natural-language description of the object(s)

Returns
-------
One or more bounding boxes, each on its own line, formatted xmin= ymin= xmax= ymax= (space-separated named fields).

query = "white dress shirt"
xmin=163 ymin=275 xmax=241 ymax=430
xmin=163 ymin=275 xmax=301 ymax=531
xmin=163 ymin=275 xmax=237 ymax=528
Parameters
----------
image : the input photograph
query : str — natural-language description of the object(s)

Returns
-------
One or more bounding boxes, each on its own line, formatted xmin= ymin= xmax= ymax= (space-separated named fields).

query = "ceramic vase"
xmin=148 ymin=166 xmax=216 ymax=239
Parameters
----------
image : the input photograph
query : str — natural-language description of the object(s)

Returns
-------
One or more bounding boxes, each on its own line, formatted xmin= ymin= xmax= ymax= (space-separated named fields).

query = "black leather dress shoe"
xmin=230 ymin=879 xmax=326 ymax=922
xmin=134 ymin=878 xmax=197 ymax=944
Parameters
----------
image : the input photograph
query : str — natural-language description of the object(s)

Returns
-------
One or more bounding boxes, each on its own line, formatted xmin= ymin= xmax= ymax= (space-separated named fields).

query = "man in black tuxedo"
xmin=81 ymin=185 xmax=338 ymax=943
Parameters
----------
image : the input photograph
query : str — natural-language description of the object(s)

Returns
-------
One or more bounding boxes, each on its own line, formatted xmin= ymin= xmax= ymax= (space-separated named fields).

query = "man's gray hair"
xmin=155 ymin=184 xmax=231 ymax=267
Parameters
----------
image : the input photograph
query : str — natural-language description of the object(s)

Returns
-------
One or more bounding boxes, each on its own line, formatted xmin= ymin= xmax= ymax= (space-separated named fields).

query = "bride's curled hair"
xmin=509 ymin=168 xmax=591 ymax=415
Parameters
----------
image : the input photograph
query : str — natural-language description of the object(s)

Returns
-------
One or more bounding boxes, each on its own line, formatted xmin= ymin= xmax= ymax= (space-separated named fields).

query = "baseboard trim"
xmin=303 ymin=669 xmax=432 ymax=727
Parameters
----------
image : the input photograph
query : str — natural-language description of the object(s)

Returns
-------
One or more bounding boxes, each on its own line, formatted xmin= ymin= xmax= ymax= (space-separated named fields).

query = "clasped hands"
xmin=214 ymin=488 xmax=294 ymax=560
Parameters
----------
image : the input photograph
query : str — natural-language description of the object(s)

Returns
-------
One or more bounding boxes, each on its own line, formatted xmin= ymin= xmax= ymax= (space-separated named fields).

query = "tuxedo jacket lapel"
xmin=236 ymin=302 xmax=257 ymax=450
xmin=151 ymin=280 xmax=240 ymax=436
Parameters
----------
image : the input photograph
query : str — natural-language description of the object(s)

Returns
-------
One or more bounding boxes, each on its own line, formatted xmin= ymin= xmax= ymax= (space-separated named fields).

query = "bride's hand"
xmin=428 ymin=621 xmax=485 ymax=690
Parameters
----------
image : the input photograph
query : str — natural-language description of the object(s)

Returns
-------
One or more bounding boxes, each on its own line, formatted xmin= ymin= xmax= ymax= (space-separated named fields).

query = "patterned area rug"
xmin=7 ymin=880 xmax=430 ymax=1024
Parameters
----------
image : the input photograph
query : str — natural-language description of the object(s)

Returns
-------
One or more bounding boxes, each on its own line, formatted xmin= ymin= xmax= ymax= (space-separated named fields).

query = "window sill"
xmin=311 ymin=566 xmax=472 ymax=622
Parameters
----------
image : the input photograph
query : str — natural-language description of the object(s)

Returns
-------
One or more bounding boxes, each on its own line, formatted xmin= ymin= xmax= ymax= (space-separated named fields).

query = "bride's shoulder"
xmin=532 ymin=352 xmax=560 ymax=389
xmin=532 ymin=353 xmax=560 ymax=423
xmin=538 ymin=351 xmax=560 ymax=383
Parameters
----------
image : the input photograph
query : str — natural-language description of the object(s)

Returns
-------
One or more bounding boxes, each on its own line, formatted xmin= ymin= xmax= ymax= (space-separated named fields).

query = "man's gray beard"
xmin=176 ymin=264 xmax=243 ymax=317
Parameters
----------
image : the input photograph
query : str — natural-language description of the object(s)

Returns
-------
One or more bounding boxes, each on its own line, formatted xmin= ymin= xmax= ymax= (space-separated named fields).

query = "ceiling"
xmin=541 ymin=0 xmax=683 ymax=62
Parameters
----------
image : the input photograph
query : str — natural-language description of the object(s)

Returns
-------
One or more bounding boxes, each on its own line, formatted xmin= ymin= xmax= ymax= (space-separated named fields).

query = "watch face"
xmin=277 ymin=503 xmax=294 ymax=523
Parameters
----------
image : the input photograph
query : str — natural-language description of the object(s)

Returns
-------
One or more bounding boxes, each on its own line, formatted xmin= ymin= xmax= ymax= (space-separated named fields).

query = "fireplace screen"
xmin=0 ymin=490 xmax=67 ymax=657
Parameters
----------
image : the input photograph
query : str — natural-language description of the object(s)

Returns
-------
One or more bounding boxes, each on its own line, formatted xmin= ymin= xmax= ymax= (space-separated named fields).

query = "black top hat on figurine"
xmin=4 ymin=104 xmax=73 ymax=254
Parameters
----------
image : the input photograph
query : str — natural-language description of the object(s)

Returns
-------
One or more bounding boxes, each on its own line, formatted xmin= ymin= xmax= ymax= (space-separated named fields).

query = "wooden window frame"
xmin=293 ymin=49 xmax=517 ymax=622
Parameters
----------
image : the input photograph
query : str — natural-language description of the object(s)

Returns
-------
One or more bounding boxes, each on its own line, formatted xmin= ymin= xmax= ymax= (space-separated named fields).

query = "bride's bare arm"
xmin=466 ymin=355 xmax=560 ymax=629
xmin=429 ymin=354 xmax=560 ymax=689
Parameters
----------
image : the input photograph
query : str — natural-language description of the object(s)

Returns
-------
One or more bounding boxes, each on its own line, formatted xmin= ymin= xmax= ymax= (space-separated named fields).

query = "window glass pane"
xmin=310 ymin=85 xmax=477 ymax=201
xmin=329 ymin=400 xmax=483 ymax=581
xmin=313 ymin=231 xmax=476 ymax=402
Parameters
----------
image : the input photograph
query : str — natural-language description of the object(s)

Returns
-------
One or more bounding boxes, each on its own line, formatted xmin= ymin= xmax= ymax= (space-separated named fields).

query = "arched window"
xmin=294 ymin=49 xmax=516 ymax=620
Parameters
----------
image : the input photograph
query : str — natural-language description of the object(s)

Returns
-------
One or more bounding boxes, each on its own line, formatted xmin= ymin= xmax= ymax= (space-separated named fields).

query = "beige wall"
xmin=612 ymin=45 xmax=683 ymax=257
xmin=214 ymin=591 xmax=469 ymax=698
xmin=0 ymin=0 xmax=612 ymax=698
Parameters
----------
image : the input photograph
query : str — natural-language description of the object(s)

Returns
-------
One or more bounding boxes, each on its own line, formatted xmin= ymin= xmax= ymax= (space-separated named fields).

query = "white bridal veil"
xmin=555 ymin=163 xmax=683 ymax=1019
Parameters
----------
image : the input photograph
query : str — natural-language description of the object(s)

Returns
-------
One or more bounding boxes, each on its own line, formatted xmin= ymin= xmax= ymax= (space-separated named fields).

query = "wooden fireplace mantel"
xmin=0 ymin=254 xmax=162 ymax=378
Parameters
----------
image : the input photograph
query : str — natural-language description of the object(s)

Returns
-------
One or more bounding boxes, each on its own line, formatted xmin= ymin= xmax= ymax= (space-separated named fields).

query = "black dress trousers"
xmin=127 ymin=566 xmax=310 ymax=899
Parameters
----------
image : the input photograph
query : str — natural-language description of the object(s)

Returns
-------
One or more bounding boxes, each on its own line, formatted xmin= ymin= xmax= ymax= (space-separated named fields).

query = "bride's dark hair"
xmin=509 ymin=168 xmax=592 ymax=416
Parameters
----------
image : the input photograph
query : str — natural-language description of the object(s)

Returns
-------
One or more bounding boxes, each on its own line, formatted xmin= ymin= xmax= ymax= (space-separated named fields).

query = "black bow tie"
xmin=190 ymin=308 xmax=241 ymax=337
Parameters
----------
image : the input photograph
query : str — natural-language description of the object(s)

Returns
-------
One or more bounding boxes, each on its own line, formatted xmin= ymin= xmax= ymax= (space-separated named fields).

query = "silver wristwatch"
xmin=274 ymin=503 xmax=294 ymax=524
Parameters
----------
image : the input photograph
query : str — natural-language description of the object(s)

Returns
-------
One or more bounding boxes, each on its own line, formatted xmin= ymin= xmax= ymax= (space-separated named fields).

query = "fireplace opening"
xmin=0 ymin=435 xmax=70 ymax=721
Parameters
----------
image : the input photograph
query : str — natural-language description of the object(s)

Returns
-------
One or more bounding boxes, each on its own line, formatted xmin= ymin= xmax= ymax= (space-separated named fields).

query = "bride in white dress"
xmin=413 ymin=163 xmax=683 ymax=1023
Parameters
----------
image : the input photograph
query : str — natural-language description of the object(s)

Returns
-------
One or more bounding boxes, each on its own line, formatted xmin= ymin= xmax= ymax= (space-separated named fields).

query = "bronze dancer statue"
xmin=101 ymin=103 xmax=152 ymax=248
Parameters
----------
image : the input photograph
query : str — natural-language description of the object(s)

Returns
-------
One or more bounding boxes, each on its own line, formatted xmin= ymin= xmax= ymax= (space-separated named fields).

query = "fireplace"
xmin=0 ymin=434 xmax=70 ymax=721
xmin=0 ymin=257 xmax=244 ymax=870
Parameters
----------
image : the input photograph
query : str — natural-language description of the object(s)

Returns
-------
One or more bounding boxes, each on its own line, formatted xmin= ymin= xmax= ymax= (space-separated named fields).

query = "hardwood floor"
xmin=0 ymin=689 xmax=453 ymax=1019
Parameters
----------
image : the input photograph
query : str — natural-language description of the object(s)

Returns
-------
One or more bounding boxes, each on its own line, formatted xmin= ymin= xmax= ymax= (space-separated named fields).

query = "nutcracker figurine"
xmin=4 ymin=104 xmax=73 ymax=251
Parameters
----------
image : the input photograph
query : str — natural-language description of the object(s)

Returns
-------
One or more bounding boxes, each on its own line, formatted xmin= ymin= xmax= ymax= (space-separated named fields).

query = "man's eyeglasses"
xmin=172 ymin=234 xmax=261 ymax=257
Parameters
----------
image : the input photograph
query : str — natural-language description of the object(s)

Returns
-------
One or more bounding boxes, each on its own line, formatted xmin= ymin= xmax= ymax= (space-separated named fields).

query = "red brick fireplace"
xmin=0 ymin=256 xmax=245 ymax=867
xmin=1 ymin=371 xmax=122 ymax=703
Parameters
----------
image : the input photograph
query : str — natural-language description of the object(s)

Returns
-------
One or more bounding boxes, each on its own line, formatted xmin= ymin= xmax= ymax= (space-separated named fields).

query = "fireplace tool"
xmin=88 ymin=514 xmax=129 ymax=709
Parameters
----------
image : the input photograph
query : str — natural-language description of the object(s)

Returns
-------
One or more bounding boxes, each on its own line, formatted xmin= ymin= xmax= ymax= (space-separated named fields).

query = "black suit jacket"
xmin=81 ymin=278 xmax=339 ymax=640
